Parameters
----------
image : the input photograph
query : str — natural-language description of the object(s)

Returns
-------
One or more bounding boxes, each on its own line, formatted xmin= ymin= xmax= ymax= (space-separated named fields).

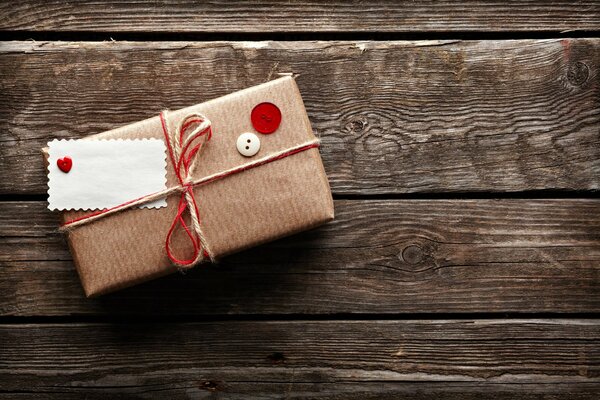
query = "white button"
xmin=236 ymin=132 xmax=260 ymax=157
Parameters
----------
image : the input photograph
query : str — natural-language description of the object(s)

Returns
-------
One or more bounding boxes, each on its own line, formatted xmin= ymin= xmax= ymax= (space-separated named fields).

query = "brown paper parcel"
xmin=43 ymin=77 xmax=334 ymax=297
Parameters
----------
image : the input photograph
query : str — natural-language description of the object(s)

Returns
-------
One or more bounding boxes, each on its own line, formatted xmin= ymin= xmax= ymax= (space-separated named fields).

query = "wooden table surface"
xmin=1 ymin=1 xmax=599 ymax=399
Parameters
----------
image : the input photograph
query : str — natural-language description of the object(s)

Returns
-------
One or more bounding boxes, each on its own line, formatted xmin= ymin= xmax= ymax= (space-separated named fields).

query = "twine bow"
xmin=160 ymin=110 xmax=214 ymax=268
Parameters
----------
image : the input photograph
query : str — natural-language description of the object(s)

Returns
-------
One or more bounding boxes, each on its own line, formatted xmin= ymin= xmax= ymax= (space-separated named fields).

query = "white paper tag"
xmin=47 ymin=139 xmax=167 ymax=211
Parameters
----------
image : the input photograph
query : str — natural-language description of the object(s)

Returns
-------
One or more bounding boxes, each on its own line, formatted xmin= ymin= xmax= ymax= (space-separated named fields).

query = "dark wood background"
xmin=1 ymin=1 xmax=599 ymax=398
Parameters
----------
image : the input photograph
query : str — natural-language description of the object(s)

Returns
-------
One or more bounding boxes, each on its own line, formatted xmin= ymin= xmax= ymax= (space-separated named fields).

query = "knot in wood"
xmin=567 ymin=61 xmax=589 ymax=86
xmin=200 ymin=380 xmax=222 ymax=391
xmin=345 ymin=116 xmax=368 ymax=134
xmin=267 ymin=351 xmax=286 ymax=363
xmin=401 ymin=245 xmax=425 ymax=265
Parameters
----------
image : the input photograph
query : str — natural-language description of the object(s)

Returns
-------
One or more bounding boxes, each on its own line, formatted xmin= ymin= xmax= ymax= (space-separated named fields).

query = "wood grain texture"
xmin=1 ymin=199 xmax=598 ymax=316
xmin=5 ymin=384 xmax=598 ymax=400
xmin=1 ymin=39 xmax=599 ymax=195
xmin=0 ymin=1 xmax=599 ymax=33
xmin=0 ymin=385 xmax=599 ymax=400
xmin=0 ymin=320 xmax=598 ymax=398
xmin=1 ymin=4 xmax=599 ymax=397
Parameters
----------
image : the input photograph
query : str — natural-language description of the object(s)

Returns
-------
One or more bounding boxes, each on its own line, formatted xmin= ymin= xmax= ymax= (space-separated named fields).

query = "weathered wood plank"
xmin=0 ymin=320 xmax=598 ymax=397
xmin=3 ymin=384 xmax=599 ymax=400
xmin=1 ymin=1 xmax=599 ymax=33
xmin=1 ymin=39 xmax=598 ymax=195
xmin=1 ymin=199 xmax=598 ymax=316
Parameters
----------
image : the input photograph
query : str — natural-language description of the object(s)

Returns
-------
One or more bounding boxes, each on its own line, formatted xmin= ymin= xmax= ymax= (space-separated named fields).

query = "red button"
xmin=251 ymin=102 xmax=281 ymax=134
xmin=57 ymin=156 xmax=72 ymax=173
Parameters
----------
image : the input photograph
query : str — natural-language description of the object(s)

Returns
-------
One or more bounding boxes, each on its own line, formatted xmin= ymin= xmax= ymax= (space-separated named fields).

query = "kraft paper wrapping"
xmin=44 ymin=77 xmax=334 ymax=296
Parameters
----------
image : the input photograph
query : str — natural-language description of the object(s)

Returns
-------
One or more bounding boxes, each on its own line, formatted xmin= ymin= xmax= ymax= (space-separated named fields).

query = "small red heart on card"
xmin=57 ymin=156 xmax=72 ymax=173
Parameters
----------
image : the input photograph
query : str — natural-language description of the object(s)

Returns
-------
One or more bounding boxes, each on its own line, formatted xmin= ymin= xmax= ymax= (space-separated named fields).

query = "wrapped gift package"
xmin=43 ymin=77 xmax=334 ymax=296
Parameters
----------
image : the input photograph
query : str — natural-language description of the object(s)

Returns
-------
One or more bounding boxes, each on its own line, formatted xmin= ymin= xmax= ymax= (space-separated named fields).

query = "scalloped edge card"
xmin=47 ymin=139 xmax=167 ymax=211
